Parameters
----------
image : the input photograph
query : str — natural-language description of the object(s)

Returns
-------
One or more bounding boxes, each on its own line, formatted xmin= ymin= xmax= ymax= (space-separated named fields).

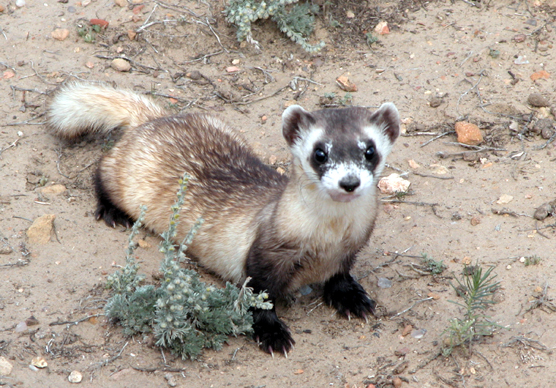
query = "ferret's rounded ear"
xmin=282 ymin=105 xmax=315 ymax=147
xmin=369 ymin=103 xmax=400 ymax=145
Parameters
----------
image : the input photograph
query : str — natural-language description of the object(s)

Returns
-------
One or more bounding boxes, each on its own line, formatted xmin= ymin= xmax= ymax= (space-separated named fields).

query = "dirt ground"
xmin=1 ymin=0 xmax=556 ymax=386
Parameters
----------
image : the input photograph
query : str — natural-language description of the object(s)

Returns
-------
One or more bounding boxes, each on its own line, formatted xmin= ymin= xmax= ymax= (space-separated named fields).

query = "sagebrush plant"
xmin=442 ymin=264 xmax=500 ymax=356
xmin=105 ymin=174 xmax=272 ymax=359
xmin=420 ymin=253 xmax=446 ymax=275
xmin=225 ymin=0 xmax=325 ymax=52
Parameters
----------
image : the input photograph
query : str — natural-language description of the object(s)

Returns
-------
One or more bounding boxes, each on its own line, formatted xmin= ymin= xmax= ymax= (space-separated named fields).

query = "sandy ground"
xmin=1 ymin=0 xmax=556 ymax=387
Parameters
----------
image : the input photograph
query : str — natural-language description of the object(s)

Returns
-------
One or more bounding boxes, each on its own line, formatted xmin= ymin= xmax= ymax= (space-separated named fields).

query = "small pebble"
xmin=393 ymin=376 xmax=403 ymax=388
xmin=528 ymin=93 xmax=550 ymax=107
xmin=0 ymin=357 xmax=13 ymax=376
xmin=411 ymin=328 xmax=426 ymax=339
xmin=429 ymin=96 xmax=442 ymax=108
xmin=378 ymin=173 xmax=410 ymax=195
xmin=514 ymin=56 xmax=529 ymax=65
xmin=377 ymin=277 xmax=392 ymax=289
xmin=68 ymin=370 xmax=83 ymax=383
xmin=31 ymin=356 xmax=47 ymax=369
xmin=455 ymin=121 xmax=483 ymax=145
xmin=513 ymin=34 xmax=526 ymax=43
xmin=51 ymin=28 xmax=70 ymax=41
xmin=401 ymin=324 xmax=412 ymax=337
xmin=67 ymin=5 xmax=76 ymax=12
xmin=15 ymin=0 xmax=25 ymax=7
xmin=114 ymin=0 xmax=126 ymax=6
xmin=111 ymin=58 xmax=131 ymax=72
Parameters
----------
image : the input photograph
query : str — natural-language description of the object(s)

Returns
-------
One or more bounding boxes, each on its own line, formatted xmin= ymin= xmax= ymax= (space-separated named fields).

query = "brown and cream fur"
xmin=47 ymin=82 xmax=400 ymax=355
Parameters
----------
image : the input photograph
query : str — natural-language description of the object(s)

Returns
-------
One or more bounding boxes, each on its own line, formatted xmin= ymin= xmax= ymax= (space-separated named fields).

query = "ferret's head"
xmin=282 ymin=104 xmax=400 ymax=203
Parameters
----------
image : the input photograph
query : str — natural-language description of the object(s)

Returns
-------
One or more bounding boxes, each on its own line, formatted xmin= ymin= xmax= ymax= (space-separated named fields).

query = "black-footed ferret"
xmin=47 ymin=82 xmax=400 ymax=356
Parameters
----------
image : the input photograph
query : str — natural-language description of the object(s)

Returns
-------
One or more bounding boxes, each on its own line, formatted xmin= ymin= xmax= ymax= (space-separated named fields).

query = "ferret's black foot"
xmin=93 ymin=168 xmax=133 ymax=228
xmin=94 ymin=204 xmax=133 ymax=228
xmin=323 ymin=273 xmax=376 ymax=320
xmin=252 ymin=308 xmax=295 ymax=357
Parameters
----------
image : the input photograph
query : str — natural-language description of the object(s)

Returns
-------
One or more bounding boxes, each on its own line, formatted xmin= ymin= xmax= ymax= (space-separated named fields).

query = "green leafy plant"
xmin=524 ymin=255 xmax=541 ymax=266
xmin=443 ymin=264 xmax=501 ymax=356
xmin=105 ymin=175 xmax=272 ymax=359
xmin=421 ymin=253 xmax=446 ymax=275
xmin=77 ymin=23 xmax=101 ymax=43
xmin=365 ymin=32 xmax=378 ymax=46
xmin=225 ymin=0 xmax=325 ymax=53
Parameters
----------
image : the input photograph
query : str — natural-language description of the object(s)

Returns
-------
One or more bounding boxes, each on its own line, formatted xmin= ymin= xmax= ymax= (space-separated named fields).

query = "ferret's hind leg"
xmin=93 ymin=168 xmax=133 ymax=228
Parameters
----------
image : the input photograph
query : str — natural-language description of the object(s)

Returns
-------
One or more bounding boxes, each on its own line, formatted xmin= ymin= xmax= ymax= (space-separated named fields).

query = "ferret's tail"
xmin=46 ymin=82 xmax=168 ymax=139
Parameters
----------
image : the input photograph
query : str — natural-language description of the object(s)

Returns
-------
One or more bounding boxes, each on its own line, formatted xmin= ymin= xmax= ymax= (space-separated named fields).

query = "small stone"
xmin=534 ymin=201 xmax=556 ymax=220
xmin=0 ymin=357 xmax=13 ymax=376
xmin=462 ymin=151 xmax=479 ymax=162
xmin=68 ymin=370 xmax=83 ymax=383
xmin=15 ymin=321 xmax=28 ymax=332
xmin=15 ymin=0 xmax=25 ymax=6
xmin=528 ymin=93 xmax=550 ymax=107
xmin=0 ymin=246 xmax=13 ymax=254
xmin=132 ymin=4 xmax=144 ymax=14
xmin=496 ymin=194 xmax=513 ymax=204
xmin=374 ymin=21 xmax=389 ymax=35
xmin=40 ymin=184 xmax=67 ymax=195
xmin=407 ymin=159 xmax=420 ymax=169
xmin=428 ymin=292 xmax=440 ymax=300
xmin=429 ymin=96 xmax=442 ymax=108
xmin=90 ymin=18 xmax=109 ymax=28
xmin=31 ymin=356 xmax=48 ymax=369
xmin=401 ymin=324 xmax=412 ymax=337
xmin=470 ymin=216 xmax=481 ymax=226
xmin=455 ymin=121 xmax=483 ymax=145
xmin=542 ymin=127 xmax=555 ymax=140
xmin=394 ymin=347 xmax=410 ymax=357
xmin=268 ymin=155 xmax=277 ymax=165
xmin=336 ymin=74 xmax=357 ymax=92
xmin=27 ymin=214 xmax=56 ymax=244
xmin=532 ymin=118 xmax=553 ymax=135
xmin=378 ymin=173 xmax=410 ymax=195
xmin=127 ymin=30 xmax=137 ymax=40
xmin=85 ymin=61 xmax=94 ymax=69
xmin=164 ymin=373 xmax=177 ymax=387
xmin=114 ymin=0 xmax=126 ymax=6
xmin=231 ymin=59 xmax=240 ymax=65
xmin=346 ymin=10 xmax=355 ymax=18
xmin=226 ymin=66 xmax=240 ymax=73
xmin=530 ymin=70 xmax=550 ymax=81
xmin=51 ymin=28 xmax=70 ymax=41
xmin=276 ymin=167 xmax=285 ymax=175
xmin=137 ymin=239 xmax=151 ymax=249
xmin=0 ymin=5 xmax=5 ymax=12
xmin=377 ymin=277 xmax=392 ymax=288
xmin=111 ymin=58 xmax=131 ymax=72
xmin=393 ymin=377 xmax=403 ymax=388
xmin=513 ymin=34 xmax=526 ymax=43
xmin=186 ymin=70 xmax=202 ymax=80
xmin=411 ymin=328 xmax=426 ymax=339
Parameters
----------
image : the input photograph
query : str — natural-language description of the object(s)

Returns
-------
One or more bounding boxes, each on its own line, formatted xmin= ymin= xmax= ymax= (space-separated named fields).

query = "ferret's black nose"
xmin=339 ymin=177 xmax=360 ymax=193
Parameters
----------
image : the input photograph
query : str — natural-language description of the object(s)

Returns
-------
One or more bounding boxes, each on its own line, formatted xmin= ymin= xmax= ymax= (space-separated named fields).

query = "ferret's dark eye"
xmin=314 ymin=148 xmax=328 ymax=164
xmin=365 ymin=145 xmax=375 ymax=161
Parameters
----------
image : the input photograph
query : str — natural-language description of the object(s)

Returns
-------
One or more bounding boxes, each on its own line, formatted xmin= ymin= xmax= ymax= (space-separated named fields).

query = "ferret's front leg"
xmin=323 ymin=272 xmax=376 ymax=321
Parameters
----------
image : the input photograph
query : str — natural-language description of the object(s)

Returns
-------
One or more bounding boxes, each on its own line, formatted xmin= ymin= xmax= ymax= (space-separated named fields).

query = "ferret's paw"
xmin=95 ymin=204 xmax=133 ymax=228
xmin=323 ymin=273 xmax=376 ymax=319
xmin=252 ymin=309 xmax=295 ymax=356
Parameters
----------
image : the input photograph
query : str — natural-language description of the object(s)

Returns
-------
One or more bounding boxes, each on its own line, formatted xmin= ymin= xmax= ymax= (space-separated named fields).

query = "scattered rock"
xmin=114 ymin=0 xmax=126 ymax=6
xmin=411 ymin=328 xmax=426 ymax=339
xmin=533 ymin=200 xmax=556 ymax=220
xmin=336 ymin=74 xmax=357 ymax=92
xmin=164 ymin=373 xmax=177 ymax=387
xmin=127 ymin=30 xmax=137 ymax=40
xmin=0 ymin=5 xmax=5 ymax=12
xmin=532 ymin=118 xmax=553 ymax=135
xmin=542 ymin=126 xmax=554 ymax=139
xmin=111 ymin=58 xmax=131 ymax=72
xmin=407 ymin=159 xmax=420 ymax=169
xmin=377 ymin=277 xmax=392 ymax=288
xmin=15 ymin=0 xmax=25 ymax=7
xmin=27 ymin=214 xmax=56 ymax=244
xmin=90 ymin=18 xmax=109 ymax=29
xmin=527 ymin=93 xmax=550 ymax=108
xmin=374 ymin=21 xmax=389 ymax=35
xmin=378 ymin=173 xmax=410 ymax=195
xmin=401 ymin=324 xmax=412 ymax=337
xmin=513 ymin=34 xmax=526 ymax=43
xmin=40 ymin=184 xmax=67 ymax=195
xmin=68 ymin=371 xmax=83 ymax=383
xmin=225 ymin=66 xmax=240 ymax=73
xmin=514 ymin=56 xmax=529 ymax=65
xmin=0 ymin=245 xmax=13 ymax=254
xmin=15 ymin=321 xmax=28 ymax=332
xmin=455 ymin=121 xmax=483 ymax=145
xmin=0 ymin=356 xmax=13 ymax=376
xmin=496 ymin=194 xmax=513 ymax=204
xmin=394 ymin=347 xmax=410 ymax=357
xmin=31 ymin=356 xmax=47 ymax=369
xmin=393 ymin=376 xmax=403 ymax=388
xmin=462 ymin=151 xmax=479 ymax=162
xmin=51 ymin=28 xmax=70 ymax=41
xmin=186 ymin=70 xmax=202 ymax=80
xmin=470 ymin=216 xmax=481 ymax=226
xmin=429 ymin=96 xmax=442 ymax=108
xmin=530 ymin=70 xmax=550 ymax=81
xmin=137 ymin=239 xmax=151 ymax=248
